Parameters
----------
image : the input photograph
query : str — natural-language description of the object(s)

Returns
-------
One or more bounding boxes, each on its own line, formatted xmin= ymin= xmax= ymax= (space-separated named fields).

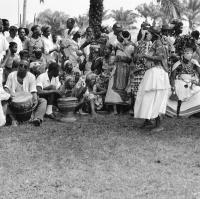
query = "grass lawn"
xmin=0 ymin=114 xmax=200 ymax=199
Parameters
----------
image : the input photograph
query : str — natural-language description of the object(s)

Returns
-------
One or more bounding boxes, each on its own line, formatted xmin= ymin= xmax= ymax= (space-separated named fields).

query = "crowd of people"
xmin=0 ymin=17 xmax=200 ymax=131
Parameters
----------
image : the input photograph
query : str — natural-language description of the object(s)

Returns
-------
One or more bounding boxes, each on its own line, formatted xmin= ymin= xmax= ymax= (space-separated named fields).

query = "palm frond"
xmin=158 ymin=0 xmax=181 ymax=18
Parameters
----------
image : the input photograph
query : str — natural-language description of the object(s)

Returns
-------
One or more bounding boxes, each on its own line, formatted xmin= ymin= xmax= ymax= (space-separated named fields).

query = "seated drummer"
xmin=4 ymin=60 xmax=47 ymax=126
xmin=36 ymin=62 xmax=62 ymax=119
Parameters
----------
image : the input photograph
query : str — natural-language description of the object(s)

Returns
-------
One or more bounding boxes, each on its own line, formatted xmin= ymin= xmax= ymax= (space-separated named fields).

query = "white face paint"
xmin=183 ymin=48 xmax=194 ymax=61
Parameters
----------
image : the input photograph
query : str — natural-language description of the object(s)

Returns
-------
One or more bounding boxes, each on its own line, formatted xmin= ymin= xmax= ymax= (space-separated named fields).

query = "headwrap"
xmin=174 ymin=35 xmax=196 ymax=56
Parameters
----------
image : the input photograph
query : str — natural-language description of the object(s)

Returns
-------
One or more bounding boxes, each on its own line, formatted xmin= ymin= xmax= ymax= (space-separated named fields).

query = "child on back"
xmin=2 ymin=42 xmax=20 ymax=84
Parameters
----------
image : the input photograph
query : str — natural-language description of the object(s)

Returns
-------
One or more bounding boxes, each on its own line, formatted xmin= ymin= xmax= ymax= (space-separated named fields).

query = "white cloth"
xmin=42 ymin=35 xmax=54 ymax=54
xmin=107 ymin=32 xmax=118 ymax=47
xmin=134 ymin=66 xmax=170 ymax=119
xmin=0 ymin=68 xmax=10 ymax=101
xmin=41 ymin=35 xmax=55 ymax=63
xmin=61 ymin=38 xmax=81 ymax=68
xmin=0 ymin=101 xmax=6 ymax=127
xmin=5 ymin=71 xmax=37 ymax=94
xmin=79 ymin=37 xmax=90 ymax=61
xmin=174 ymin=74 xmax=200 ymax=101
xmin=36 ymin=71 xmax=61 ymax=90
xmin=6 ymin=36 xmax=23 ymax=54
xmin=167 ymin=90 xmax=200 ymax=117
xmin=0 ymin=68 xmax=10 ymax=126
xmin=105 ymin=66 xmax=122 ymax=104
xmin=64 ymin=26 xmax=79 ymax=40
xmin=3 ymin=31 xmax=9 ymax=38
xmin=0 ymin=33 xmax=9 ymax=62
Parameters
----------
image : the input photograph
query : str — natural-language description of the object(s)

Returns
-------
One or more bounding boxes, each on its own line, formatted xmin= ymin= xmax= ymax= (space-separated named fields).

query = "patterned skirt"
xmin=132 ymin=72 xmax=145 ymax=97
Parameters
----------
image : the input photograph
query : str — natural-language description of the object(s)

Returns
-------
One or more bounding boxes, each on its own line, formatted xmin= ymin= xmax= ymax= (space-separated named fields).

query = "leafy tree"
xmin=182 ymin=0 xmax=200 ymax=30
xmin=36 ymin=9 xmax=69 ymax=35
xmin=157 ymin=0 xmax=181 ymax=19
xmin=109 ymin=7 xmax=139 ymax=29
xmin=75 ymin=15 xmax=89 ymax=30
xmin=136 ymin=2 xmax=163 ymax=24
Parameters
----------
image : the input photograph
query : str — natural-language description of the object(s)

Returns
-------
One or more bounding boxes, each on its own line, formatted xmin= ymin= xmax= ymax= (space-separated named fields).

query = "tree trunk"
xmin=22 ymin=0 xmax=27 ymax=27
xmin=89 ymin=0 xmax=104 ymax=28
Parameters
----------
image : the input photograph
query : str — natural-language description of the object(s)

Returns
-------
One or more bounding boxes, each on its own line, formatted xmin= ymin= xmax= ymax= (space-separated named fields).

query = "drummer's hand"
xmin=32 ymin=94 xmax=38 ymax=106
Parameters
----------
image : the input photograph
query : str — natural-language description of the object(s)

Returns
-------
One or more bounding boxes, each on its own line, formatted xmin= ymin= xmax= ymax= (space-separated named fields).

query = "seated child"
xmin=75 ymin=71 xmax=107 ymax=116
xmin=59 ymin=75 xmax=76 ymax=97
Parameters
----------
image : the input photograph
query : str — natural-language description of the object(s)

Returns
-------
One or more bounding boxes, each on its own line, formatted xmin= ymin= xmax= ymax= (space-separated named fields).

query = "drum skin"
xmin=57 ymin=97 xmax=78 ymax=113
xmin=10 ymin=92 xmax=33 ymax=122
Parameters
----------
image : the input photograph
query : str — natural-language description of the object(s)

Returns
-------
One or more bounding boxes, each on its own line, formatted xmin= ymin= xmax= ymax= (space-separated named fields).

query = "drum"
xmin=10 ymin=92 xmax=33 ymax=122
xmin=57 ymin=97 xmax=78 ymax=122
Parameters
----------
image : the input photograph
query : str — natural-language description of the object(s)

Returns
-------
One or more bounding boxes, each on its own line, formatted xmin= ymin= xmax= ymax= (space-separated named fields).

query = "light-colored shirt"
xmin=5 ymin=71 xmax=37 ymax=94
xmin=108 ymin=32 xmax=118 ymax=47
xmin=6 ymin=36 xmax=23 ymax=54
xmin=36 ymin=71 xmax=61 ymax=90
xmin=41 ymin=35 xmax=54 ymax=54
xmin=0 ymin=33 xmax=9 ymax=62
xmin=61 ymin=38 xmax=80 ymax=67
xmin=64 ymin=26 xmax=79 ymax=40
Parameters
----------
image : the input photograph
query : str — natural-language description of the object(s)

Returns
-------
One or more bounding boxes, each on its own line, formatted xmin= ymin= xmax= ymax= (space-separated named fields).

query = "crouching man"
xmin=4 ymin=60 xmax=47 ymax=126
xmin=36 ymin=62 xmax=62 ymax=119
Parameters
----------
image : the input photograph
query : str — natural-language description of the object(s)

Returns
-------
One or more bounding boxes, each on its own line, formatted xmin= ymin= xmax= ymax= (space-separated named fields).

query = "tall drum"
xmin=10 ymin=92 xmax=33 ymax=122
xmin=57 ymin=97 xmax=78 ymax=122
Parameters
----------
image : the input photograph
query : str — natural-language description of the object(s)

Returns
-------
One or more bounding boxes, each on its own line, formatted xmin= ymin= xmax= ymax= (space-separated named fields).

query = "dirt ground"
xmin=1 ymin=114 xmax=200 ymax=199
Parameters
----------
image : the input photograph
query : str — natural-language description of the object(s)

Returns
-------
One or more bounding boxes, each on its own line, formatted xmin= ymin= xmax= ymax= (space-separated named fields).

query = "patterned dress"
xmin=132 ymin=40 xmax=152 ymax=97
xmin=134 ymin=38 xmax=170 ymax=120
xmin=167 ymin=59 xmax=200 ymax=117
xmin=105 ymin=42 xmax=135 ymax=104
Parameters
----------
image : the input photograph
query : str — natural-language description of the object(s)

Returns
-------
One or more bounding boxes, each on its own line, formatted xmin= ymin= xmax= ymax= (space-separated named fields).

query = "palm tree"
xmin=157 ymin=0 xmax=181 ymax=19
xmin=110 ymin=7 xmax=139 ymax=29
xmin=22 ymin=0 xmax=44 ymax=26
xmin=182 ymin=0 xmax=200 ymax=30
xmin=89 ymin=0 xmax=104 ymax=28
xmin=136 ymin=2 xmax=163 ymax=23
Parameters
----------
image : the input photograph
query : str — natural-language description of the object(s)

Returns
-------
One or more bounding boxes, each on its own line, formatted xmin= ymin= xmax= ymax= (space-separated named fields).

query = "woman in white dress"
xmin=134 ymin=26 xmax=170 ymax=131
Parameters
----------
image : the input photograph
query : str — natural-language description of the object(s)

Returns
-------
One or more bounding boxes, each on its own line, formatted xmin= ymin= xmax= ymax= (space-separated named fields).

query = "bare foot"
xmin=11 ymin=120 xmax=18 ymax=127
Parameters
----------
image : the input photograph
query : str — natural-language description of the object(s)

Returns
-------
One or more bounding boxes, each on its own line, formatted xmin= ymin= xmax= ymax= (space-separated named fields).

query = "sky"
xmin=0 ymin=0 xmax=152 ymax=26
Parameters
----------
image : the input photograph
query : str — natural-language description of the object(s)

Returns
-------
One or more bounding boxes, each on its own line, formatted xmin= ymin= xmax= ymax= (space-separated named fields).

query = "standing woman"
xmin=131 ymin=30 xmax=153 ymax=106
xmin=41 ymin=25 xmax=58 ymax=63
xmin=134 ymin=26 xmax=170 ymax=131
xmin=105 ymin=31 xmax=135 ymax=114
xmin=24 ymin=25 xmax=45 ymax=62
